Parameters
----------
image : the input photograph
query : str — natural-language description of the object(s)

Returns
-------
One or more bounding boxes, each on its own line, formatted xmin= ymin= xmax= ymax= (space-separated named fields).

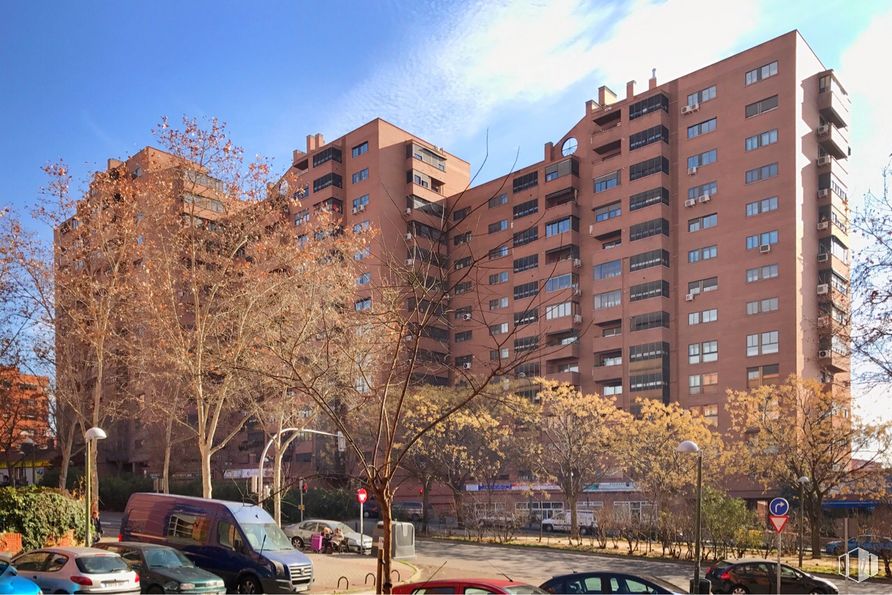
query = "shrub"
xmin=0 ymin=486 xmax=86 ymax=551
xmin=281 ymin=487 xmax=355 ymax=522
xmin=99 ymin=474 xmax=154 ymax=512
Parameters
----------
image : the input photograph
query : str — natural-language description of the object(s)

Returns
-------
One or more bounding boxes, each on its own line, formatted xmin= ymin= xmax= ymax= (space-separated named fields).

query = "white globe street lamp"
xmin=677 ymin=440 xmax=703 ymax=594
xmin=84 ymin=427 xmax=107 ymax=545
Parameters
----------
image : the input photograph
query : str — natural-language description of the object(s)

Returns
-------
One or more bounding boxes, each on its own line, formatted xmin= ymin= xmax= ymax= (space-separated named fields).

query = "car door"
xmin=619 ymin=576 xmax=660 ymax=594
xmin=12 ymin=552 xmax=51 ymax=589
xmin=750 ymin=563 xmax=773 ymax=594
xmin=119 ymin=547 xmax=153 ymax=588
xmin=778 ymin=565 xmax=808 ymax=594
xmin=41 ymin=553 xmax=71 ymax=594
xmin=581 ymin=575 xmax=608 ymax=594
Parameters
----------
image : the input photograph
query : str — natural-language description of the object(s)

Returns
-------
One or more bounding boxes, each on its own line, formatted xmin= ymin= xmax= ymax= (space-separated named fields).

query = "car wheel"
xmin=147 ymin=586 xmax=165 ymax=594
xmin=730 ymin=585 xmax=749 ymax=594
xmin=292 ymin=536 xmax=304 ymax=549
xmin=238 ymin=575 xmax=262 ymax=594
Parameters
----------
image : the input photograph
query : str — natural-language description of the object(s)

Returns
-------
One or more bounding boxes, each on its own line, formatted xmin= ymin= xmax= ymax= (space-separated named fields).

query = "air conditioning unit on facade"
xmin=573 ymin=314 xmax=583 ymax=324
xmin=404 ymin=207 xmax=412 ymax=216
xmin=405 ymin=258 xmax=415 ymax=266
xmin=817 ymin=283 xmax=829 ymax=294
xmin=817 ymin=124 xmax=830 ymax=135
xmin=588 ymin=224 xmax=595 ymax=235
xmin=685 ymin=293 xmax=695 ymax=301
xmin=817 ymin=188 xmax=830 ymax=198
xmin=405 ymin=233 xmax=414 ymax=241
xmin=684 ymin=198 xmax=697 ymax=208
xmin=461 ymin=362 xmax=472 ymax=370
xmin=573 ymin=258 xmax=582 ymax=268
xmin=817 ymin=220 xmax=830 ymax=230
xmin=759 ymin=244 xmax=772 ymax=254
xmin=817 ymin=252 xmax=829 ymax=262
xmin=817 ymin=156 xmax=832 ymax=166
xmin=681 ymin=103 xmax=700 ymax=114
xmin=460 ymin=313 xmax=472 ymax=320
xmin=818 ymin=350 xmax=831 ymax=359
xmin=698 ymin=194 xmax=711 ymax=203
xmin=573 ymin=287 xmax=582 ymax=296
xmin=688 ymin=166 xmax=698 ymax=175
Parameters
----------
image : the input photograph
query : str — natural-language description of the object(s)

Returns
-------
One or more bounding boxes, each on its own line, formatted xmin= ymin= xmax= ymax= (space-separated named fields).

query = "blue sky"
xmin=3 ymin=0 xmax=892 ymax=416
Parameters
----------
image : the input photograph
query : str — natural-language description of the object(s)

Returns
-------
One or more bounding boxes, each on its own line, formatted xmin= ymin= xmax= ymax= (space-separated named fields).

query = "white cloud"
xmin=324 ymin=0 xmax=760 ymax=144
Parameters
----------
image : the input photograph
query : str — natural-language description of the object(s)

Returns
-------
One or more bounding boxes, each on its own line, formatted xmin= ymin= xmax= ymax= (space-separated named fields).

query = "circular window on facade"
xmin=561 ymin=137 xmax=578 ymax=156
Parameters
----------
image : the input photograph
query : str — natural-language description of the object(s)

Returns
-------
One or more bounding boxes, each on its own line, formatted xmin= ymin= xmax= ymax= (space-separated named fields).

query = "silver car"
xmin=282 ymin=520 xmax=372 ymax=553
xmin=12 ymin=547 xmax=140 ymax=594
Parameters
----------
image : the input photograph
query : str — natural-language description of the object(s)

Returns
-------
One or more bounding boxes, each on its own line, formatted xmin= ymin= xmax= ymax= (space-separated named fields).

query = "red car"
xmin=392 ymin=578 xmax=546 ymax=594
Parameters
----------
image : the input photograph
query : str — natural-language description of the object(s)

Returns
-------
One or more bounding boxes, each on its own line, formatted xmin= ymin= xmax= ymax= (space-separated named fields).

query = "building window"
xmin=688 ymin=245 xmax=717 ymax=263
xmin=453 ymin=206 xmax=470 ymax=221
xmin=357 ymin=272 xmax=371 ymax=286
xmin=545 ymin=273 xmax=576 ymax=292
xmin=629 ymin=157 xmax=669 ymax=181
xmin=454 ymin=306 xmax=472 ymax=320
xmin=629 ymin=125 xmax=669 ymax=151
xmin=488 ymin=219 xmax=509 ymax=234
xmin=602 ymin=381 xmax=623 ymax=396
xmin=630 ymin=218 xmax=669 ymax=241
xmin=490 ymin=348 xmax=510 ymax=361
xmin=489 ymin=271 xmax=509 ymax=285
xmin=515 ymin=308 xmax=539 ymax=326
xmin=352 ymin=195 xmax=369 ymax=211
xmin=489 ymin=193 xmax=508 ymax=208
xmin=629 ymin=280 xmax=669 ymax=302
xmin=688 ymin=308 xmax=718 ymax=325
xmin=596 ymin=351 xmax=623 ymax=367
xmin=687 ymin=149 xmax=717 ymax=169
xmin=594 ymin=289 xmax=622 ymax=309
xmin=746 ymin=196 xmax=778 ymax=217
xmin=630 ymin=311 xmax=670 ymax=331
xmin=745 ymin=230 xmax=778 ymax=250
xmin=513 ymin=199 xmax=539 ymax=219
xmin=687 ymin=117 xmax=717 ymax=139
xmin=545 ymin=158 xmax=578 ymax=181
xmin=352 ymin=142 xmax=369 ymax=157
xmin=629 ymin=249 xmax=670 ymax=271
xmin=745 ymin=95 xmax=779 ymax=118
xmin=489 ymin=245 xmax=509 ymax=260
xmin=629 ymin=187 xmax=669 ymax=211
xmin=746 ymin=264 xmax=779 ymax=283
xmin=629 ymin=93 xmax=669 ymax=120
xmin=603 ymin=237 xmax=622 ymax=249
xmin=688 ymin=340 xmax=718 ymax=364
xmin=745 ymin=129 xmax=778 ymax=151
xmin=629 ymin=341 xmax=669 ymax=362
xmin=594 ymin=259 xmax=622 ymax=280
xmin=514 ymin=281 xmax=539 ymax=300
xmin=454 ymin=256 xmax=471 ymax=270
xmin=354 ymin=247 xmax=370 ymax=260
xmin=745 ymin=163 xmax=779 ymax=184
xmin=545 ymin=302 xmax=573 ymax=319
xmin=747 ymin=363 xmax=780 ymax=388
xmin=691 ymin=404 xmax=719 ymax=426
xmin=352 ymin=220 xmax=370 ymax=233
xmin=313 ymin=146 xmax=343 ymax=166
xmin=352 ymin=168 xmax=369 ymax=184
xmin=545 ymin=216 xmax=578 ymax=237
xmin=594 ymin=171 xmax=620 ymax=193
xmin=489 ymin=322 xmax=509 ymax=335
xmin=455 ymin=331 xmax=472 ymax=342
xmin=746 ymin=297 xmax=779 ymax=315
xmin=688 ymin=213 xmax=717 ymax=232
xmin=489 ymin=297 xmax=509 ymax=310
xmin=455 ymin=355 xmax=473 ymax=368
xmin=747 ymin=331 xmax=779 ymax=356
xmin=355 ymin=298 xmax=371 ymax=311
xmin=453 ymin=232 xmax=471 ymax=246
xmin=514 ymin=336 xmax=539 ymax=352
xmin=688 ymin=277 xmax=718 ymax=294
xmin=595 ymin=202 xmax=622 ymax=222
xmin=513 ymin=171 xmax=538 ymax=193
xmin=513 ymin=254 xmax=538 ymax=272
xmin=689 ymin=373 xmax=718 ymax=395
xmin=313 ymin=173 xmax=342 ymax=192
xmin=294 ymin=209 xmax=310 ymax=226
xmin=630 ymin=372 xmax=667 ymax=392
xmin=512 ymin=226 xmax=538 ymax=247
xmin=688 ymin=181 xmax=718 ymax=200
xmin=687 ymin=85 xmax=716 ymax=106
xmin=745 ymin=61 xmax=778 ymax=86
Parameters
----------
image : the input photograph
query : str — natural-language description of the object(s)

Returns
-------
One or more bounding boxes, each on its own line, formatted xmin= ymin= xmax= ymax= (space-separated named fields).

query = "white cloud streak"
xmin=324 ymin=0 xmax=760 ymax=144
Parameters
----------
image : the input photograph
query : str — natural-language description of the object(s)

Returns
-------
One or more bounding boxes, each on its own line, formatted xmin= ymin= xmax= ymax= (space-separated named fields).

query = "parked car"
xmin=392 ymin=501 xmax=424 ymax=522
xmin=825 ymin=535 xmax=892 ymax=555
xmin=281 ymin=520 xmax=372 ymax=553
xmin=120 ymin=492 xmax=313 ymax=594
xmin=12 ymin=547 xmax=140 ymax=594
xmin=95 ymin=542 xmax=225 ymax=594
xmin=392 ymin=578 xmax=546 ymax=594
xmin=540 ymin=571 xmax=685 ymax=594
xmin=0 ymin=556 xmax=42 ymax=595
xmin=540 ymin=511 xmax=597 ymax=535
xmin=708 ymin=559 xmax=838 ymax=594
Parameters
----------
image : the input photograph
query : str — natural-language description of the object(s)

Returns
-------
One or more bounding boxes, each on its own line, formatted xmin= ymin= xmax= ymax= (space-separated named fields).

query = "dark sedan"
xmin=540 ymin=572 xmax=686 ymax=594
xmin=708 ymin=560 xmax=838 ymax=594
xmin=95 ymin=542 xmax=225 ymax=594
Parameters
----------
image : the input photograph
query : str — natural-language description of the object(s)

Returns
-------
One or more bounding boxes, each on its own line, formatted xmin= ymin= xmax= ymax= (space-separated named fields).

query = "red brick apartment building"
xmin=0 ymin=367 xmax=50 ymax=485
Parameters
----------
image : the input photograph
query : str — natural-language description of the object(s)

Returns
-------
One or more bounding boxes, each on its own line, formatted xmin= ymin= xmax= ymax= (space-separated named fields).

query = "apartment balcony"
xmin=547 ymin=369 xmax=581 ymax=387
xmin=593 ymin=139 xmax=622 ymax=162
xmin=817 ymin=348 xmax=849 ymax=374
xmin=817 ymin=283 xmax=849 ymax=310
xmin=592 ymin=108 xmax=622 ymax=136
xmin=544 ymin=336 xmax=580 ymax=361
xmin=817 ymin=124 xmax=849 ymax=160
xmin=545 ymin=186 xmax=578 ymax=210
xmin=543 ymin=195 xmax=579 ymax=222
xmin=818 ymin=78 xmax=850 ymax=129
xmin=592 ymin=361 xmax=623 ymax=383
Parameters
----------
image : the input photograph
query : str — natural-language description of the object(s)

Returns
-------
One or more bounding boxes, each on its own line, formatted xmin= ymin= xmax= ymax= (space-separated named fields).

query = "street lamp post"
xmin=677 ymin=440 xmax=703 ymax=595
xmin=798 ymin=476 xmax=810 ymax=568
xmin=84 ymin=427 xmax=107 ymax=546
xmin=21 ymin=437 xmax=36 ymax=485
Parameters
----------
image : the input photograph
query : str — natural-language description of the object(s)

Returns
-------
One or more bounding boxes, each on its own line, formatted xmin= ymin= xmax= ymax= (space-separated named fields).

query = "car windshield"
xmin=505 ymin=586 xmax=547 ymax=594
xmin=145 ymin=548 xmax=194 ymax=569
xmin=241 ymin=523 xmax=293 ymax=551
xmin=76 ymin=555 xmax=129 ymax=574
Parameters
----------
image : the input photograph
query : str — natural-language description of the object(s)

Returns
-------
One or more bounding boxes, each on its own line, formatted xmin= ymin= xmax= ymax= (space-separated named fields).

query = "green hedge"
xmin=281 ymin=487 xmax=357 ymax=523
xmin=0 ymin=487 xmax=86 ymax=550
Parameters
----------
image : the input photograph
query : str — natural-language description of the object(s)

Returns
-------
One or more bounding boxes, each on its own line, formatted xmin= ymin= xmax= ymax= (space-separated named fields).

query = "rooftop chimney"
xmin=648 ymin=68 xmax=657 ymax=90
xmin=107 ymin=158 xmax=123 ymax=171
xmin=626 ymin=80 xmax=636 ymax=100
xmin=306 ymin=135 xmax=316 ymax=153
xmin=544 ymin=142 xmax=554 ymax=161
xmin=292 ymin=149 xmax=306 ymax=164
xmin=597 ymin=85 xmax=618 ymax=107
xmin=315 ymin=133 xmax=325 ymax=147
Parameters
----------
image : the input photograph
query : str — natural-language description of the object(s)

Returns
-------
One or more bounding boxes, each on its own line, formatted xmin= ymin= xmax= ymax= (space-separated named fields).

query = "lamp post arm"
xmin=258 ymin=428 xmax=342 ymax=502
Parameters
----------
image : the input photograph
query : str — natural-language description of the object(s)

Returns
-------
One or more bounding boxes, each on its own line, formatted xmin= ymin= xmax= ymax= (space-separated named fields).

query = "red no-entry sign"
xmin=356 ymin=488 xmax=368 ymax=504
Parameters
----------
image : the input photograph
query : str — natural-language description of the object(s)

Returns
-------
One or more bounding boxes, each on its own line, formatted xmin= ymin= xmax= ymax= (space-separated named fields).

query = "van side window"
xmin=218 ymin=520 xmax=240 ymax=550
xmin=167 ymin=512 xmax=208 ymax=545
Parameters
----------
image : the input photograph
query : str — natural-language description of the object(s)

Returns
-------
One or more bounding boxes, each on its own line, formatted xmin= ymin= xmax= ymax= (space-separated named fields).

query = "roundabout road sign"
xmin=769 ymin=497 xmax=790 ymax=516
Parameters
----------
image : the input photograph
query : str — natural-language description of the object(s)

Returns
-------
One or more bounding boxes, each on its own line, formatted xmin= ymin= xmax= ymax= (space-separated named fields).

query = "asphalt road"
xmin=410 ymin=539 xmax=891 ymax=593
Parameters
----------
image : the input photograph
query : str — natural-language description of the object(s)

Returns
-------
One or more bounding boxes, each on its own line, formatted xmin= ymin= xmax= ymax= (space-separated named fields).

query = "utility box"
xmin=371 ymin=521 xmax=416 ymax=559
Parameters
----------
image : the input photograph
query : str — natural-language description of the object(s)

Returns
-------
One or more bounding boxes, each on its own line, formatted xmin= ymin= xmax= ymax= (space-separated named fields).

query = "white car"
xmin=12 ymin=547 xmax=140 ymax=594
xmin=541 ymin=511 xmax=597 ymax=535
xmin=282 ymin=519 xmax=373 ymax=553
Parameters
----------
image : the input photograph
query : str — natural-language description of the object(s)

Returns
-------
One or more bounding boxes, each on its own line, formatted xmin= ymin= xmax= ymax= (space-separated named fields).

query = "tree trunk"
xmin=378 ymin=489 xmax=394 ymax=594
xmin=451 ymin=488 xmax=465 ymax=528
xmin=199 ymin=441 xmax=212 ymax=498
xmin=810 ymin=498 xmax=823 ymax=559
xmin=161 ymin=414 xmax=173 ymax=493
xmin=421 ymin=477 xmax=432 ymax=535
xmin=569 ymin=492 xmax=579 ymax=543
xmin=57 ymin=417 xmax=77 ymax=490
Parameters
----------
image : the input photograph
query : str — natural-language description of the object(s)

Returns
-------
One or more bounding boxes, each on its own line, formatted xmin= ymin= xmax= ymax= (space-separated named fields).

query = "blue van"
xmin=120 ymin=493 xmax=313 ymax=594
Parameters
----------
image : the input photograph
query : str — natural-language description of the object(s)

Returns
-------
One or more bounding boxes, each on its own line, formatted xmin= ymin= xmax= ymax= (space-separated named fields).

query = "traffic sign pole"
xmin=357 ymin=488 xmax=368 ymax=555
xmin=777 ymin=530 xmax=782 ymax=594
xmin=768 ymin=498 xmax=790 ymax=595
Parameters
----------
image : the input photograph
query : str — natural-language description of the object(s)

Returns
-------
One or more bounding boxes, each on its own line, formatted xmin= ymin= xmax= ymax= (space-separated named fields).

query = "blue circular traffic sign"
xmin=769 ymin=497 xmax=790 ymax=516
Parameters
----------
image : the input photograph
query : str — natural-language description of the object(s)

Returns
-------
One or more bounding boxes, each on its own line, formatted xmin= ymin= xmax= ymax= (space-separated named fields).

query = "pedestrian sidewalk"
xmin=308 ymin=552 xmax=416 ymax=593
